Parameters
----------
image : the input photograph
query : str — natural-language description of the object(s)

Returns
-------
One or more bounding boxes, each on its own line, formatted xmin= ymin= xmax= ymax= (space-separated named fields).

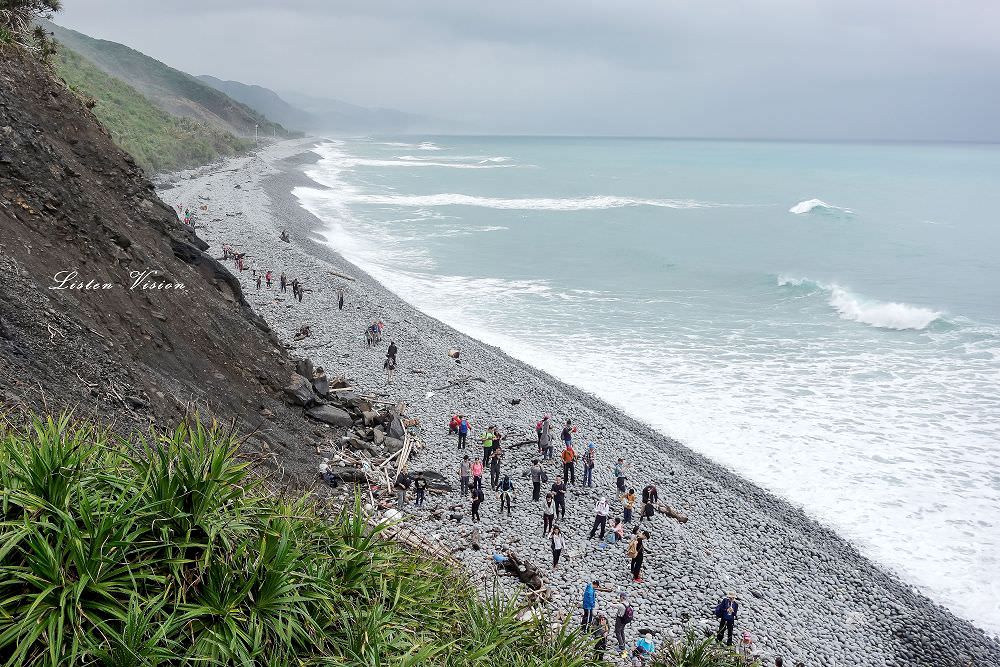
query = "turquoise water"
xmin=294 ymin=137 xmax=1000 ymax=632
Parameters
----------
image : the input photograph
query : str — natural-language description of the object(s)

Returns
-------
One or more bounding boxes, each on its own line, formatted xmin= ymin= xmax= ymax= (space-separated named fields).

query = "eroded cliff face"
xmin=0 ymin=46 xmax=315 ymax=473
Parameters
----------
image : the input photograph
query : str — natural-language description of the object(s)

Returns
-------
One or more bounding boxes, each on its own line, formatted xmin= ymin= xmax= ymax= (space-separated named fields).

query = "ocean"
xmin=293 ymin=136 xmax=1000 ymax=633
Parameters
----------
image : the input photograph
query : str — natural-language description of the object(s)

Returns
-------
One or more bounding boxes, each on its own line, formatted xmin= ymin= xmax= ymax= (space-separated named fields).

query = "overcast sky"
xmin=57 ymin=1 xmax=1000 ymax=140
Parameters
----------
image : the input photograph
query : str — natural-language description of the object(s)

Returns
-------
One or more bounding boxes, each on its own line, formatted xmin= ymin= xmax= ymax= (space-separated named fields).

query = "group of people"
xmin=220 ymin=232 xmax=323 ymax=304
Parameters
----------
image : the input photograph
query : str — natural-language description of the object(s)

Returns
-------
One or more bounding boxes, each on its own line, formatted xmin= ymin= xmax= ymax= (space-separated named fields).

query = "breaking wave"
xmin=777 ymin=275 xmax=943 ymax=330
xmin=346 ymin=193 xmax=725 ymax=211
xmin=789 ymin=198 xmax=854 ymax=215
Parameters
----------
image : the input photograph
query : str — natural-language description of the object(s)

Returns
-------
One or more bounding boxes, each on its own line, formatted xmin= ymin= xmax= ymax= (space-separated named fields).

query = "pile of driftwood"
xmin=654 ymin=502 xmax=689 ymax=523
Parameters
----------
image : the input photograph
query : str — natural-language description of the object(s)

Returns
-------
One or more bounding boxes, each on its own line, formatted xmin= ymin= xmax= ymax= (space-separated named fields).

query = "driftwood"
xmin=498 ymin=551 xmax=551 ymax=602
xmin=655 ymin=503 xmax=689 ymax=523
xmin=328 ymin=270 xmax=356 ymax=282
xmin=432 ymin=376 xmax=486 ymax=391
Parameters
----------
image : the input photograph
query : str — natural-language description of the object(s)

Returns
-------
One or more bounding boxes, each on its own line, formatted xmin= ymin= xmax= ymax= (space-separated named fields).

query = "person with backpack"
xmin=614 ymin=592 xmax=633 ymax=657
xmin=614 ymin=458 xmax=628 ymax=493
xmin=413 ymin=473 xmax=428 ymax=507
xmin=636 ymin=632 xmax=655 ymax=659
xmin=581 ymin=442 xmax=597 ymax=487
xmin=470 ymin=485 xmax=484 ymax=522
xmin=588 ymin=496 xmax=610 ymax=540
xmin=542 ymin=493 xmax=556 ymax=535
xmin=471 ymin=457 xmax=484 ymax=490
xmin=561 ymin=443 xmax=577 ymax=485
xmin=628 ymin=531 xmax=647 ymax=582
xmin=714 ymin=592 xmax=740 ymax=645
xmin=457 ymin=415 xmax=470 ymax=449
xmin=449 ymin=414 xmax=461 ymax=434
xmin=602 ymin=518 xmax=625 ymax=549
xmin=550 ymin=526 xmax=565 ymax=569
xmin=496 ymin=475 xmax=515 ymax=516
xmin=550 ymin=476 xmax=567 ymax=519
xmin=458 ymin=455 xmax=471 ymax=496
xmin=581 ymin=580 xmax=598 ymax=627
xmin=641 ymin=483 xmax=659 ymax=521
xmin=593 ymin=613 xmax=609 ymax=662
xmin=530 ymin=459 xmax=544 ymax=501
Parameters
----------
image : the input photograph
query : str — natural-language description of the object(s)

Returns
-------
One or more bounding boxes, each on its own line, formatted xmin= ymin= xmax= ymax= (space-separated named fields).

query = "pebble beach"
xmin=158 ymin=139 xmax=1000 ymax=667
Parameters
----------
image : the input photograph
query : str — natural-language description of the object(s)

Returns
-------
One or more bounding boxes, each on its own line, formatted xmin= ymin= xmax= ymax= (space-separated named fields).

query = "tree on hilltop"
xmin=0 ymin=0 xmax=62 ymax=55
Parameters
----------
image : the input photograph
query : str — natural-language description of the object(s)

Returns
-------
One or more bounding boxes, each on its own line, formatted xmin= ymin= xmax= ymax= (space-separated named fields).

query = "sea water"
xmin=293 ymin=137 xmax=1000 ymax=633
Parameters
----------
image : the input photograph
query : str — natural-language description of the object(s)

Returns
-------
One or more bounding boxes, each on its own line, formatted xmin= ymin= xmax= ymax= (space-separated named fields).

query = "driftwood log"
xmin=655 ymin=503 xmax=689 ymax=523
xmin=498 ymin=551 xmax=550 ymax=601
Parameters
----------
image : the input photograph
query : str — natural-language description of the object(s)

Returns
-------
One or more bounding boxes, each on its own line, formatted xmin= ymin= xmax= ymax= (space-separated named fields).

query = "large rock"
xmin=295 ymin=358 xmax=314 ymax=379
xmin=283 ymin=374 xmax=314 ymax=406
xmin=305 ymin=404 xmax=354 ymax=427
xmin=312 ymin=372 xmax=329 ymax=398
xmin=417 ymin=470 xmax=453 ymax=493
xmin=389 ymin=415 xmax=405 ymax=440
xmin=384 ymin=437 xmax=404 ymax=456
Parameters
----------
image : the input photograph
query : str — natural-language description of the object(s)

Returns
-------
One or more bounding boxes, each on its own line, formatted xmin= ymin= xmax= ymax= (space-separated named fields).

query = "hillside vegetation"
xmin=43 ymin=21 xmax=297 ymax=140
xmin=54 ymin=45 xmax=250 ymax=173
xmin=0 ymin=415 xmax=602 ymax=667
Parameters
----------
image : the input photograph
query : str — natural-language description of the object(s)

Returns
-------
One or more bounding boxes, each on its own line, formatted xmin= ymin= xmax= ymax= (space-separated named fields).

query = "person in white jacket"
xmin=588 ymin=496 xmax=610 ymax=539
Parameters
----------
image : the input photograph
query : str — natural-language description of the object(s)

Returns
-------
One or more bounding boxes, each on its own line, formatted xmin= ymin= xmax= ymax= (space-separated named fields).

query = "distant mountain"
xmin=198 ymin=75 xmax=441 ymax=135
xmin=43 ymin=22 xmax=296 ymax=140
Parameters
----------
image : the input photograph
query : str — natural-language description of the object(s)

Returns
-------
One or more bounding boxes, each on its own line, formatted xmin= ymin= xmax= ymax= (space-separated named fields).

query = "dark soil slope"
xmin=0 ymin=47 xmax=313 ymax=472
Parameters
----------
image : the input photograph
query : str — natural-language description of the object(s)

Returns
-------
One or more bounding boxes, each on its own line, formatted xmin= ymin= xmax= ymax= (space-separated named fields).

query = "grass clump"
xmin=650 ymin=630 xmax=756 ymax=667
xmin=0 ymin=414 xmax=603 ymax=666
xmin=52 ymin=44 xmax=252 ymax=173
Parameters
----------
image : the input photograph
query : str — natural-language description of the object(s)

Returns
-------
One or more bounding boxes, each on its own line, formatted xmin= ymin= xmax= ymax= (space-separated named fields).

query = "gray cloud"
xmin=56 ymin=0 xmax=1000 ymax=139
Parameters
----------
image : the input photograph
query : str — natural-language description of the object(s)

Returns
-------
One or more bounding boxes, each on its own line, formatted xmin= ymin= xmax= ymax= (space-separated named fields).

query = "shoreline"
xmin=159 ymin=139 xmax=1000 ymax=667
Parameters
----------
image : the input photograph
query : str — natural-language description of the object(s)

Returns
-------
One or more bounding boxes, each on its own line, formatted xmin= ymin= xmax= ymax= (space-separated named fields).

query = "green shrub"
xmin=0 ymin=414 xmax=604 ymax=666
xmin=650 ymin=629 xmax=755 ymax=667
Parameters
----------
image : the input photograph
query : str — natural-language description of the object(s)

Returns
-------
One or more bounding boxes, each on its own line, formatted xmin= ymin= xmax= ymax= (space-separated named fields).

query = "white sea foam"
xmin=778 ymin=275 xmax=944 ymax=330
xmin=789 ymin=198 xmax=854 ymax=215
xmin=347 ymin=193 xmax=723 ymax=211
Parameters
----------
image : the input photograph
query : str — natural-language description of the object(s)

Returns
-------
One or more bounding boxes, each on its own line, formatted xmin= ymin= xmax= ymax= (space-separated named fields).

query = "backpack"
xmin=627 ymin=539 xmax=638 ymax=559
xmin=622 ymin=605 xmax=634 ymax=623
xmin=540 ymin=471 xmax=548 ymax=483
xmin=536 ymin=421 xmax=543 ymax=433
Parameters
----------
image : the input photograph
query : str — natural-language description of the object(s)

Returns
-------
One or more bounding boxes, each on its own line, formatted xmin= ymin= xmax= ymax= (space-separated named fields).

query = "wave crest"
xmin=777 ymin=275 xmax=943 ymax=330
xmin=789 ymin=198 xmax=854 ymax=215
xmin=349 ymin=193 xmax=724 ymax=211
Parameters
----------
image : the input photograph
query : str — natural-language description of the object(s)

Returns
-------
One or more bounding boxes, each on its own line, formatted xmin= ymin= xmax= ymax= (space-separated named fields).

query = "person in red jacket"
xmin=448 ymin=414 xmax=461 ymax=434
xmin=561 ymin=443 xmax=577 ymax=485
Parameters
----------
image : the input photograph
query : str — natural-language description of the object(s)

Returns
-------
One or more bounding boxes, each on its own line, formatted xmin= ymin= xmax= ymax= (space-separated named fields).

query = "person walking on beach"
xmin=582 ymin=443 xmax=596 ymax=487
xmin=550 ymin=526 xmax=565 ymax=569
xmin=561 ymin=442 xmax=577 ymax=485
xmin=593 ymin=613 xmax=609 ymax=662
xmin=622 ymin=487 xmax=637 ymax=524
xmin=589 ymin=496 xmax=610 ymax=540
xmin=386 ymin=341 xmax=398 ymax=366
xmin=489 ymin=448 xmax=503 ymax=489
xmin=458 ymin=415 xmax=469 ymax=449
xmin=497 ymin=475 xmax=515 ymax=516
xmin=480 ymin=427 xmax=495 ymax=465
xmin=551 ymin=476 xmax=567 ymax=519
xmin=459 ymin=455 xmax=471 ymax=496
xmin=472 ymin=457 xmax=484 ymax=490
xmin=628 ymin=531 xmax=647 ymax=582
xmin=614 ymin=592 xmax=633 ymax=658
xmin=256 ymin=275 xmax=262 ymax=290
xmin=413 ymin=473 xmax=427 ymax=507
xmin=490 ymin=425 xmax=503 ymax=460
xmin=297 ymin=283 xmax=304 ymax=302
xmin=538 ymin=414 xmax=554 ymax=460
xmin=337 ymin=287 xmax=345 ymax=310
xmin=542 ymin=493 xmax=555 ymax=535
xmin=470 ymin=485 xmax=484 ymax=522
xmin=582 ymin=580 xmax=597 ymax=628
xmin=714 ymin=592 xmax=739 ymax=645
xmin=383 ymin=355 xmax=396 ymax=384
xmin=393 ymin=467 xmax=411 ymax=510
xmin=530 ymin=459 xmax=544 ymax=501
xmin=265 ymin=270 xmax=273 ymax=288
xmin=615 ymin=458 xmax=628 ymax=493
xmin=641 ymin=483 xmax=659 ymax=522
xmin=449 ymin=414 xmax=461 ymax=435
xmin=561 ymin=419 xmax=575 ymax=448
xmin=280 ymin=272 xmax=287 ymax=292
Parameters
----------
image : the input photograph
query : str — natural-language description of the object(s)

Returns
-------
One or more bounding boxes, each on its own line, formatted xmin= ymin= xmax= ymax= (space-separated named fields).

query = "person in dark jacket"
xmin=394 ymin=469 xmax=411 ymax=510
xmin=640 ymin=483 xmax=658 ymax=521
xmin=714 ymin=592 xmax=740 ymax=645
xmin=550 ymin=477 xmax=567 ymax=519
xmin=413 ymin=473 xmax=427 ymax=507
xmin=489 ymin=448 xmax=503 ymax=489
xmin=386 ymin=341 xmax=398 ymax=365
xmin=497 ymin=475 xmax=515 ymax=515
xmin=470 ymin=486 xmax=484 ymax=522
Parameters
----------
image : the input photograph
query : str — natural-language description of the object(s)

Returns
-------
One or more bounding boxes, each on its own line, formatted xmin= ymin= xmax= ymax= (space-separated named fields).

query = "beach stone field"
xmin=158 ymin=140 xmax=1000 ymax=667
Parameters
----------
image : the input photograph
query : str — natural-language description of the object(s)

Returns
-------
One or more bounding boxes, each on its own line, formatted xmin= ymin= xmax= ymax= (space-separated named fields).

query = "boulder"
xmin=373 ymin=427 xmax=386 ymax=445
xmin=330 ymin=374 xmax=350 ymax=390
xmin=389 ymin=416 xmax=406 ymax=440
xmin=312 ymin=372 xmax=329 ymax=398
xmin=295 ymin=358 xmax=314 ymax=379
xmin=305 ymin=404 xmax=354 ymax=427
xmin=361 ymin=410 xmax=377 ymax=426
xmin=384 ymin=437 xmax=405 ymax=456
xmin=416 ymin=470 xmax=453 ymax=493
xmin=283 ymin=374 xmax=314 ymax=406
xmin=328 ymin=465 xmax=370 ymax=484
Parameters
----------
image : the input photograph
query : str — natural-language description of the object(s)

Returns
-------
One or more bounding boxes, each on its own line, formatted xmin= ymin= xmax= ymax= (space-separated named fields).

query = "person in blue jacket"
xmin=714 ymin=592 xmax=740 ymax=645
xmin=582 ymin=580 xmax=598 ymax=628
